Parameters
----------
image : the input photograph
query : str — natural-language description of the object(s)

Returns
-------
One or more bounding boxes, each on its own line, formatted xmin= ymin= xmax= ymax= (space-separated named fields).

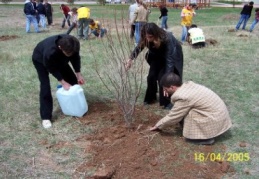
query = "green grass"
xmin=0 ymin=4 xmax=259 ymax=178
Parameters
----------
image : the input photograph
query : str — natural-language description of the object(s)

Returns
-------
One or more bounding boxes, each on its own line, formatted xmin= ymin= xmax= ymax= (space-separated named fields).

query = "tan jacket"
xmin=131 ymin=5 xmax=150 ymax=23
xmin=155 ymin=81 xmax=232 ymax=139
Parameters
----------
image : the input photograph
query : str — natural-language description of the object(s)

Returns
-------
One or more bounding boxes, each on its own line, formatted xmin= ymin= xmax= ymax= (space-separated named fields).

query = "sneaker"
xmin=186 ymin=138 xmax=215 ymax=145
xmin=42 ymin=120 xmax=52 ymax=129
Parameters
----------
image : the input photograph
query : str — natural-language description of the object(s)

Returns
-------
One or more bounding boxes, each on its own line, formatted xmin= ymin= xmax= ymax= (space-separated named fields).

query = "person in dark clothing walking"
xmin=37 ymin=0 xmax=47 ymax=30
xmin=236 ymin=1 xmax=254 ymax=30
xmin=44 ymin=0 xmax=53 ymax=25
xmin=126 ymin=23 xmax=183 ymax=109
xmin=32 ymin=0 xmax=40 ymax=24
xmin=159 ymin=4 xmax=168 ymax=30
xmin=24 ymin=0 xmax=39 ymax=33
xmin=32 ymin=34 xmax=85 ymax=128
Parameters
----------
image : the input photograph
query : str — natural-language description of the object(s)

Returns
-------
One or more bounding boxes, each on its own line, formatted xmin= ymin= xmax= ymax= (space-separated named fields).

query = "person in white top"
xmin=66 ymin=7 xmax=78 ymax=35
xmin=187 ymin=24 xmax=205 ymax=48
xmin=128 ymin=0 xmax=139 ymax=39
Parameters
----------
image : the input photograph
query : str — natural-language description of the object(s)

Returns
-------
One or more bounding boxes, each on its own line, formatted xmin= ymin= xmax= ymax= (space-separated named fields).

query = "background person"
xmin=180 ymin=4 xmax=196 ymax=43
xmin=130 ymin=0 xmax=150 ymax=44
xmin=66 ymin=7 xmax=78 ymax=35
xmin=158 ymin=4 xmax=168 ymax=30
xmin=235 ymin=1 xmax=254 ymax=31
xmin=150 ymin=73 xmax=232 ymax=145
xmin=77 ymin=5 xmax=91 ymax=40
xmin=44 ymin=0 xmax=53 ymax=26
xmin=32 ymin=0 xmax=40 ymax=24
xmin=249 ymin=8 xmax=259 ymax=32
xmin=187 ymin=24 xmax=205 ymax=48
xmin=60 ymin=4 xmax=71 ymax=28
xmin=89 ymin=19 xmax=107 ymax=38
xmin=126 ymin=23 xmax=183 ymax=109
xmin=128 ymin=0 xmax=139 ymax=39
xmin=36 ymin=0 xmax=47 ymax=31
xmin=24 ymin=0 xmax=39 ymax=33
xmin=32 ymin=34 xmax=85 ymax=129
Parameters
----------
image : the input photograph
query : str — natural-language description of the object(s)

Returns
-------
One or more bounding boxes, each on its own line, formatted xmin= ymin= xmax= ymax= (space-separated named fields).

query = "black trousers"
xmin=46 ymin=14 xmax=53 ymax=25
xmin=192 ymin=42 xmax=206 ymax=49
xmin=130 ymin=24 xmax=135 ymax=39
xmin=144 ymin=52 xmax=170 ymax=107
xmin=33 ymin=61 xmax=78 ymax=120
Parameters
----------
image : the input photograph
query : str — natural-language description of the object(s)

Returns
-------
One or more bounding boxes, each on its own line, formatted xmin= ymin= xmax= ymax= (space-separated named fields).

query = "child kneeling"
xmin=188 ymin=24 xmax=205 ymax=49
xmin=89 ymin=19 xmax=107 ymax=38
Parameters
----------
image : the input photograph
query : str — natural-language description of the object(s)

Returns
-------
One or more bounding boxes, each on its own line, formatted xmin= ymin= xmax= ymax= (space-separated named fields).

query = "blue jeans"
xmin=249 ymin=19 xmax=258 ymax=32
xmin=135 ymin=22 xmax=146 ymax=44
xmin=236 ymin=14 xmax=250 ymax=30
xmin=161 ymin=16 xmax=168 ymax=29
xmin=78 ymin=18 xmax=90 ymax=40
xmin=66 ymin=22 xmax=77 ymax=35
xmin=181 ymin=25 xmax=188 ymax=42
xmin=91 ymin=28 xmax=107 ymax=37
xmin=25 ymin=15 xmax=39 ymax=33
xmin=39 ymin=14 xmax=46 ymax=29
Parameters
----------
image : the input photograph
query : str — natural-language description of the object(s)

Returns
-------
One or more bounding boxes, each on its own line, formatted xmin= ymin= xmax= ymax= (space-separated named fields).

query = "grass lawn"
xmin=0 ymin=4 xmax=259 ymax=178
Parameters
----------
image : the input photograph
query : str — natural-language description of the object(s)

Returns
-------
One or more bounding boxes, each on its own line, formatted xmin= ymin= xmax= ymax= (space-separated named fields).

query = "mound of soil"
xmin=206 ymin=38 xmax=218 ymax=46
xmin=0 ymin=35 xmax=19 ymax=41
xmin=70 ymin=101 xmax=234 ymax=179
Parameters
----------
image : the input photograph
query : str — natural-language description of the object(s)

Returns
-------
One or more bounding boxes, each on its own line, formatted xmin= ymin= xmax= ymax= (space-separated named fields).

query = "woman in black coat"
xmin=126 ymin=23 xmax=183 ymax=109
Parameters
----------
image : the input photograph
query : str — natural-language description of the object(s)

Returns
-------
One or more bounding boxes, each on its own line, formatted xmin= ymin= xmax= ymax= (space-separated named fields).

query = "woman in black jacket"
xmin=159 ymin=4 xmax=168 ymax=30
xmin=126 ymin=23 xmax=183 ymax=109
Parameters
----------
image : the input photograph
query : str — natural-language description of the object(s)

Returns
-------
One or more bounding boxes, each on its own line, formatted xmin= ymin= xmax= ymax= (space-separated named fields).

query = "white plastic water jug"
xmin=56 ymin=84 xmax=88 ymax=117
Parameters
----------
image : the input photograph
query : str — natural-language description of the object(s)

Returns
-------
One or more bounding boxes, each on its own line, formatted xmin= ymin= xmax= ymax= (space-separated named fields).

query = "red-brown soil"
xmin=67 ymin=101 xmax=234 ymax=179
xmin=0 ymin=35 xmax=19 ymax=41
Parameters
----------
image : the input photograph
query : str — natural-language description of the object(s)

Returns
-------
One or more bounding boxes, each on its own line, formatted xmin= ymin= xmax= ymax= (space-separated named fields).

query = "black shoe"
xmin=186 ymin=138 xmax=215 ymax=145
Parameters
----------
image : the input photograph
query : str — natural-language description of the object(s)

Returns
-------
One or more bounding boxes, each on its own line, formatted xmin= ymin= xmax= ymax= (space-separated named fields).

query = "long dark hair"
xmin=139 ymin=22 xmax=167 ymax=47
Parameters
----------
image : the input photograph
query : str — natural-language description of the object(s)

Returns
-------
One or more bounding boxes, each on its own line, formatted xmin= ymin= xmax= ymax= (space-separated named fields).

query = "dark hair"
xmin=71 ymin=7 xmax=78 ymax=13
xmin=57 ymin=35 xmax=80 ymax=54
xmin=249 ymin=1 xmax=254 ymax=5
xmin=160 ymin=73 xmax=182 ymax=88
xmin=190 ymin=24 xmax=197 ymax=28
xmin=89 ymin=18 xmax=94 ymax=24
xmin=139 ymin=22 xmax=167 ymax=47
xmin=255 ymin=8 xmax=259 ymax=12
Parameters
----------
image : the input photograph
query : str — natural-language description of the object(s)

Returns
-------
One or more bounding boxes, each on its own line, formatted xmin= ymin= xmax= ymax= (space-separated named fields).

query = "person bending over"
xmin=32 ymin=34 xmax=85 ymax=128
xmin=126 ymin=23 xmax=183 ymax=109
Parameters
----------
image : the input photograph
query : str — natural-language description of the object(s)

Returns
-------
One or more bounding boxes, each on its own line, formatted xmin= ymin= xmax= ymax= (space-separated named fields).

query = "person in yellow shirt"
xmin=89 ymin=19 xmax=107 ymax=38
xmin=180 ymin=4 xmax=196 ymax=43
xmin=77 ymin=5 xmax=90 ymax=40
